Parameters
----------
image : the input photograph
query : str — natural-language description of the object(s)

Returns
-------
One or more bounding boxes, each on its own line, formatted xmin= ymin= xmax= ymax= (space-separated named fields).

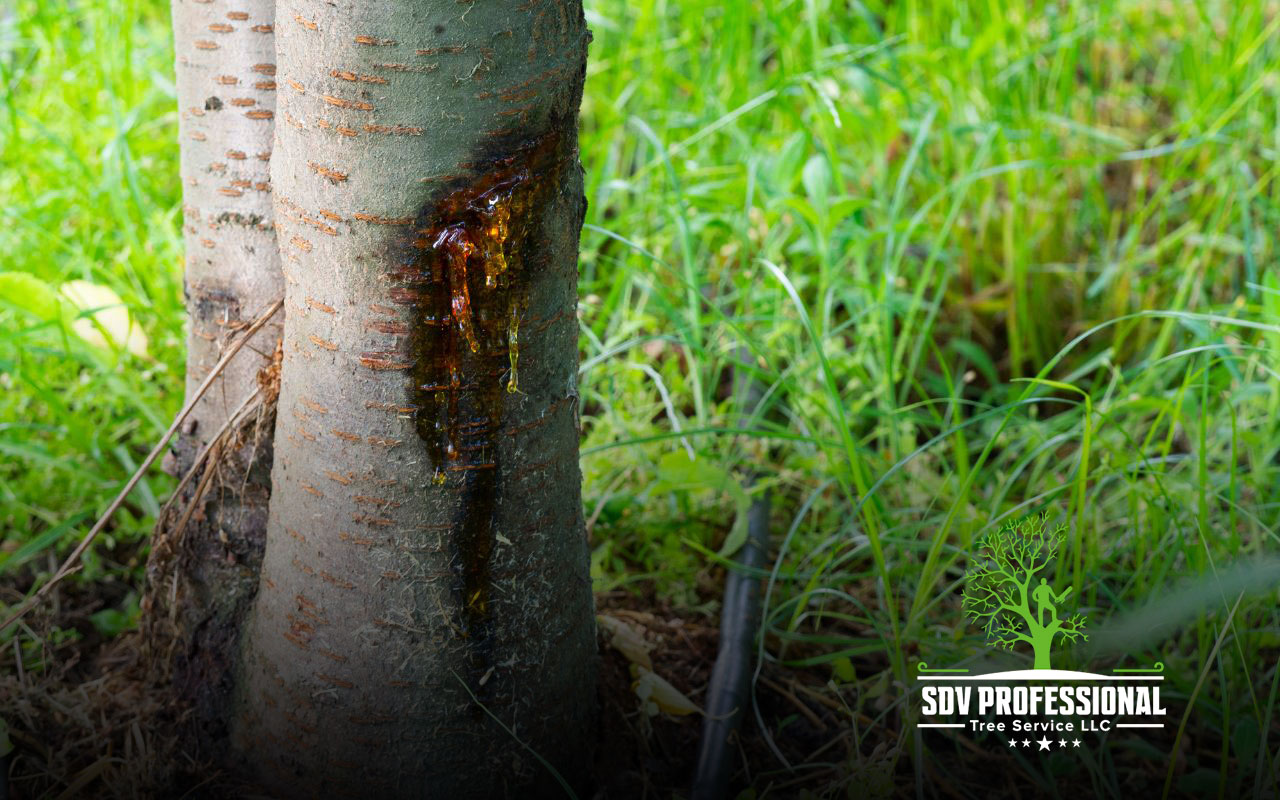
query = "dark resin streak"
xmin=390 ymin=131 xmax=565 ymax=689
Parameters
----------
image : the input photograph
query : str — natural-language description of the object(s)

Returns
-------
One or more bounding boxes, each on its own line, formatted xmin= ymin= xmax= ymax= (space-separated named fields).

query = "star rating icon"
xmin=1006 ymin=737 xmax=1084 ymax=750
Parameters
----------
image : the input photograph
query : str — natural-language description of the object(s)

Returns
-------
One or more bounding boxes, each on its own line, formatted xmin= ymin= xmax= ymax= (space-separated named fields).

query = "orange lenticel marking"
xmin=359 ymin=353 xmax=411 ymax=370
xmin=301 ymin=398 xmax=329 ymax=414
xmin=331 ymin=69 xmax=388 ymax=84
xmin=319 ymin=571 xmax=355 ymax=590
xmin=307 ymin=162 xmax=349 ymax=182
xmin=362 ymin=123 xmax=423 ymax=135
xmin=353 ymin=213 xmax=414 ymax=225
xmin=321 ymin=95 xmax=373 ymax=111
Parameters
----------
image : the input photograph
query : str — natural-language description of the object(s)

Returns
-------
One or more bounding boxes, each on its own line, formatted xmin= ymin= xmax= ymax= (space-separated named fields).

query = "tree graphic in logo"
xmin=962 ymin=513 xmax=1088 ymax=669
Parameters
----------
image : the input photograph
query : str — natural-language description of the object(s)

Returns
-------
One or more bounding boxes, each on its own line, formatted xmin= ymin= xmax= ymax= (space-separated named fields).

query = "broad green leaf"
xmin=716 ymin=512 xmax=750 ymax=559
xmin=801 ymin=154 xmax=831 ymax=209
xmin=0 ymin=271 xmax=64 ymax=321
xmin=652 ymin=450 xmax=734 ymax=494
xmin=832 ymin=656 xmax=856 ymax=683
xmin=651 ymin=451 xmax=752 ymax=557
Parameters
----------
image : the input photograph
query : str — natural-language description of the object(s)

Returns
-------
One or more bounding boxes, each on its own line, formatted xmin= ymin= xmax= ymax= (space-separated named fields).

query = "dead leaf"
xmin=631 ymin=665 xmax=700 ymax=717
xmin=597 ymin=613 xmax=653 ymax=670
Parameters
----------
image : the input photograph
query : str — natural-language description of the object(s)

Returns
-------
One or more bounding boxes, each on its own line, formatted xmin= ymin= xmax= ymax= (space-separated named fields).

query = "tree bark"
xmin=230 ymin=1 xmax=595 ymax=796
xmin=142 ymin=0 xmax=284 ymax=747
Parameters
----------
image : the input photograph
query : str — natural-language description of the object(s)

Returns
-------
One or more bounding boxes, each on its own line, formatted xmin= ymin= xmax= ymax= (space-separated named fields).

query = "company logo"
xmin=962 ymin=512 xmax=1087 ymax=670
xmin=916 ymin=513 xmax=1166 ymax=749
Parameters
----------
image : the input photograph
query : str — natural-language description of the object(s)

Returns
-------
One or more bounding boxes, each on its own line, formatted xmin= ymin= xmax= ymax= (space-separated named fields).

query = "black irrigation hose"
xmin=690 ymin=484 xmax=770 ymax=800
xmin=691 ymin=352 xmax=772 ymax=800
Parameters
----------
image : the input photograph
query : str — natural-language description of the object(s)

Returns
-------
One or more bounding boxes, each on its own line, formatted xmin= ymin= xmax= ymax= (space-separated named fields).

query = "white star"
xmin=1008 ymin=738 xmax=1018 ymax=747
xmin=1036 ymin=736 xmax=1052 ymax=751
xmin=1071 ymin=739 xmax=1081 ymax=748
xmin=1058 ymin=739 xmax=1067 ymax=748
xmin=1022 ymin=739 xmax=1031 ymax=747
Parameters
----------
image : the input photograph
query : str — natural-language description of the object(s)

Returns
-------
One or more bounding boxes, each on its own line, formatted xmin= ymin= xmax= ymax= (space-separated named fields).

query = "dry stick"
xmin=0 ymin=298 xmax=284 ymax=634
xmin=153 ymin=386 xmax=262 ymax=539
xmin=167 ymin=439 xmax=224 ymax=568
xmin=756 ymin=675 xmax=827 ymax=732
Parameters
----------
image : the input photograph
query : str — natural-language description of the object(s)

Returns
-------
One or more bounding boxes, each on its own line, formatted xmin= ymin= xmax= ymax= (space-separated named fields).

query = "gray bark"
xmin=230 ymin=1 xmax=595 ymax=796
xmin=142 ymin=0 xmax=283 ymax=744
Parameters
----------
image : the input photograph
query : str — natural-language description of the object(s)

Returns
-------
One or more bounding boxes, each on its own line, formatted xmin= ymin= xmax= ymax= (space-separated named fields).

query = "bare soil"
xmin=1 ymin=579 xmax=863 ymax=799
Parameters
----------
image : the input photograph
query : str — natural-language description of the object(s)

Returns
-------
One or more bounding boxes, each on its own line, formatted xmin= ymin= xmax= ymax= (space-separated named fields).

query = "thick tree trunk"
xmin=231 ymin=1 xmax=595 ymax=796
xmin=142 ymin=0 xmax=283 ymax=747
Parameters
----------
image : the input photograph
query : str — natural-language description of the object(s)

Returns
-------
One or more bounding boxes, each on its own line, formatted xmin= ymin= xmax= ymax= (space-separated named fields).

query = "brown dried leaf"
xmin=597 ymin=613 xmax=653 ymax=671
xmin=631 ymin=665 xmax=700 ymax=717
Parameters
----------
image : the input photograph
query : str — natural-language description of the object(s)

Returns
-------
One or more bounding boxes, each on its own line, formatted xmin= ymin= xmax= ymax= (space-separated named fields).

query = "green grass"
xmin=0 ymin=0 xmax=182 ymax=585
xmin=3 ymin=0 xmax=1280 ymax=795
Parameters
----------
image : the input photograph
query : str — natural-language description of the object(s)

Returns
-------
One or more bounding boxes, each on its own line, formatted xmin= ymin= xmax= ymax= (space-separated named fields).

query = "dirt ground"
xmin=4 ymin=572 xmax=1257 ymax=799
xmin=0 ymin=578 xmax=866 ymax=799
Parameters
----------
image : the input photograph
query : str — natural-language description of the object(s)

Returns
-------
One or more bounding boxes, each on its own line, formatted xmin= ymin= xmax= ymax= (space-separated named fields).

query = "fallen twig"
xmin=153 ymin=386 xmax=260 ymax=535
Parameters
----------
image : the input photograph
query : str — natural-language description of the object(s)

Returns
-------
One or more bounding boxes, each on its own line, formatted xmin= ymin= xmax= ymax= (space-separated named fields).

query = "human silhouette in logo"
xmin=1032 ymin=578 xmax=1072 ymax=627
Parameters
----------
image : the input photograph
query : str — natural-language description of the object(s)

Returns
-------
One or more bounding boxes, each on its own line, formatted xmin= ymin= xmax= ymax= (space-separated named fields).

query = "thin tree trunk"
xmin=142 ymin=0 xmax=283 ymax=745
xmin=231 ymin=1 xmax=595 ymax=795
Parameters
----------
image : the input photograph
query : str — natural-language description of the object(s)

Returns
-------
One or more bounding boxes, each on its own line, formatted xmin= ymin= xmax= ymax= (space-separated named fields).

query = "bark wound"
xmin=391 ymin=129 xmax=564 ymax=696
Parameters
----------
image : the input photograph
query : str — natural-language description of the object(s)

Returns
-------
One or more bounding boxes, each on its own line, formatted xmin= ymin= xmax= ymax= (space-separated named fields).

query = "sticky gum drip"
xmin=433 ymin=224 xmax=479 ymax=353
xmin=412 ymin=166 xmax=535 ymax=475
xmin=398 ymin=129 xmax=567 ymax=695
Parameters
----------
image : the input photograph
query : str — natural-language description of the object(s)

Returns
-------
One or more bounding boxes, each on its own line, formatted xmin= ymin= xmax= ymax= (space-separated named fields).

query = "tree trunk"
xmin=142 ymin=0 xmax=283 ymax=747
xmin=230 ymin=1 xmax=595 ymax=796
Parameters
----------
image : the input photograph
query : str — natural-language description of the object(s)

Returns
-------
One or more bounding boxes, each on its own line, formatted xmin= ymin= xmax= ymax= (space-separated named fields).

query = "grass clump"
xmin=0 ymin=0 xmax=1277 ymax=796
